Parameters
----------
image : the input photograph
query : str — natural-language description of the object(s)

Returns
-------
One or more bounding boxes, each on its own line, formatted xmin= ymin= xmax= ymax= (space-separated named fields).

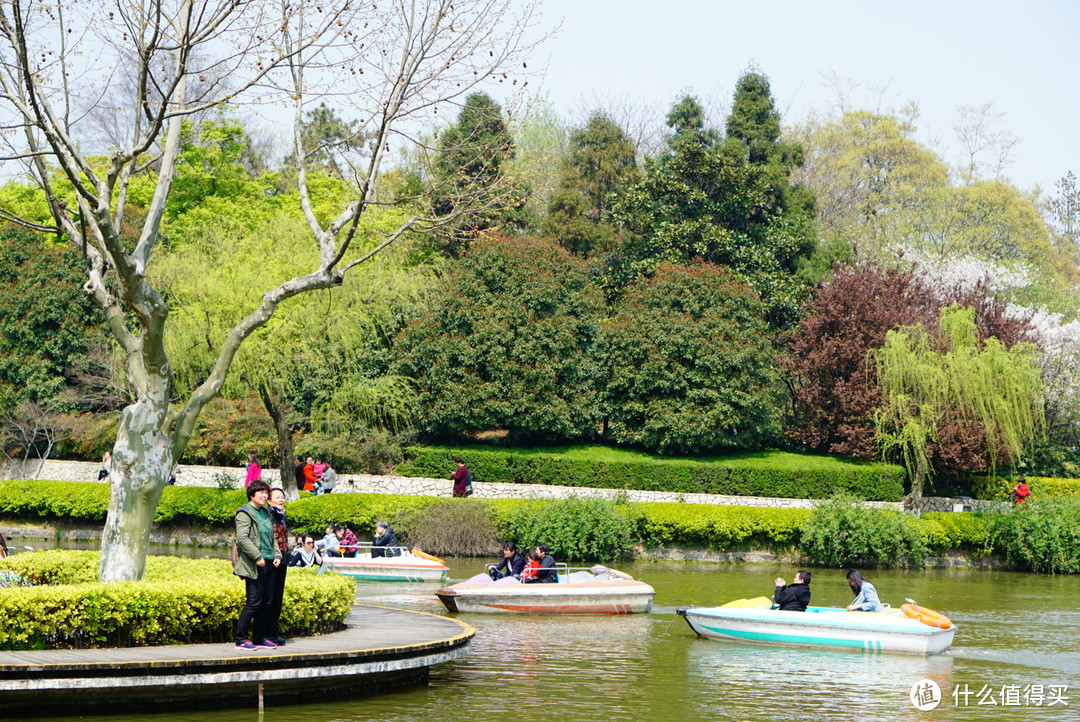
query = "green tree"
xmin=394 ymin=236 xmax=604 ymax=442
xmin=544 ymin=113 xmax=639 ymax=256
xmin=0 ymin=0 xmax=536 ymax=582
xmin=602 ymin=262 xmax=782 ymax=454
xmin=614 ymin=86 xmax=814 ymax=326
xmin=431 ymin=93 xmax=529 ymax=254
xmin=0 ymin=228 xmax=106 ymax=409
xmin=873 ymin=305 xmax=1045 ymax=500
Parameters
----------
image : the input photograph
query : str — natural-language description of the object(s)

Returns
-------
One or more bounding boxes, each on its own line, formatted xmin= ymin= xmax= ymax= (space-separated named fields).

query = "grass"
xmin=415 ymin=443 xmax=897 ymax=472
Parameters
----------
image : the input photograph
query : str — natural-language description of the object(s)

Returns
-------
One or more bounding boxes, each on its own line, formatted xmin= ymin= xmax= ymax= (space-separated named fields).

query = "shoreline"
xmin=0 ymin=520 xmax=1010 ymax=569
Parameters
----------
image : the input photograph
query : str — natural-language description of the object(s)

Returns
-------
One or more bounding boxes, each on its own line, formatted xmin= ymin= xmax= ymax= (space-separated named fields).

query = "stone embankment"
xmin=1 ymin=459 xmax=1006 ymax=514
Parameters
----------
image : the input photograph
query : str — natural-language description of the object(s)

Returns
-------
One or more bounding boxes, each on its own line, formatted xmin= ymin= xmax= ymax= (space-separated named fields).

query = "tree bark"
xmin=98 ymin=401 xmax=174 ymax=583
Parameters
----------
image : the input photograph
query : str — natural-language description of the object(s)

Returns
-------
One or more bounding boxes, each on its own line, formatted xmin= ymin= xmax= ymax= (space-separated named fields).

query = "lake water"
xmin=19 ymin=553 xmax=1080 ymax=722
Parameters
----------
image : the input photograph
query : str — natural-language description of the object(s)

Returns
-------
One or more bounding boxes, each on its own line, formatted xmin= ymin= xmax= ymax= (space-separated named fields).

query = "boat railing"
xmin=329 ymin=544 xmax=410 ymax=557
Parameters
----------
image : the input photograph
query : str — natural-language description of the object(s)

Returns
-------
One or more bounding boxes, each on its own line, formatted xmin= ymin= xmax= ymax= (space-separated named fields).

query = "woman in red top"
xmin=1012 ymin=477 xmax=1031 ymax=504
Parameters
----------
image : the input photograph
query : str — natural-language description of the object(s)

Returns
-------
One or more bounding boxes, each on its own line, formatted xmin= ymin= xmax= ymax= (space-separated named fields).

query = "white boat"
xmin=324 ymin=547 xmax=449 ymax=583
xmin=677 ymin=597 xmax=955 ymax=656
xmin=435 ymin=568 xmax=656 ymax=614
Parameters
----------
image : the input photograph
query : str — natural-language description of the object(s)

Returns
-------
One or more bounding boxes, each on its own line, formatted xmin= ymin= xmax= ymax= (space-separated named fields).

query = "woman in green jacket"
xmin=233 ymin=479 xmax=282 ymax=650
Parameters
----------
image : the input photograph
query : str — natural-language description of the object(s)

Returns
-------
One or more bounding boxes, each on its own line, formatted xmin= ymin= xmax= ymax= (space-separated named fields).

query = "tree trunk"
xmin=98 ymin=402 xmax=174 ymax=583
xmin=259 ymin=381 xmax=299 ymax=501
xmin=909 ymin=453 xmax=929 ymax=517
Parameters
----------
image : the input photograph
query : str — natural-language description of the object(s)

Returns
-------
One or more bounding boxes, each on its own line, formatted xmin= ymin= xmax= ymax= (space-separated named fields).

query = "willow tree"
xmin=873 ymin=305 xmax=1044 ymax=501
xmin=0 ymin=0 xmax=538 ymax=582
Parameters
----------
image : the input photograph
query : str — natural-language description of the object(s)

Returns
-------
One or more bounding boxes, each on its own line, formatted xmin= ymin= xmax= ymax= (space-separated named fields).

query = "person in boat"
xmin=845 ymin=569 xmax=881 ymax=612
xmin=523 ymin=543 xmax=557 ymax=584
xmin=372 ymin=520 xmax=401 ymax=558
xmin=772 ymin=570 xmax=811 ymax=611
xmin=1012 ymin=477 xmax=1031 ymax=504
xmin=487 ymin=542 xmax=526 ymax=580
xmin=520 ymin=550 xmax=541 ymax=580
xmin=289 ymin=535 xmax=324 ymax=567
xmin=315 ymin=524 xmax=340 ymax=556
xmin=337 ymin=523 xmax=359 ymax=557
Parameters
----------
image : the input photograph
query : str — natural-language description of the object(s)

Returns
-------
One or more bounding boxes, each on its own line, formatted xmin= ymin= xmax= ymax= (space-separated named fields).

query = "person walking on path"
xmin=98 ymin=452 xmax=111 ymax=481
xmin=303 ymin=457 xmax=318 ymax=493
xmin=233 ymin=480 xmax=282 ymax=650
xmin=293 ymin=455 xmax=306 ymax=493
xmin=244 ymin=451 xmax=261 ymax=488
xmin=266 ymin=487 xmax=291 ymax=646
xmin=451 ymin=456 xmax=469 ymax=498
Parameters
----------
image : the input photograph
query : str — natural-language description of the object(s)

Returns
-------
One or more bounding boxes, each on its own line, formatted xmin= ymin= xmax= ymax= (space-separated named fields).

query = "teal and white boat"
xmin=677 ymin=597 xmax=955 ymax=656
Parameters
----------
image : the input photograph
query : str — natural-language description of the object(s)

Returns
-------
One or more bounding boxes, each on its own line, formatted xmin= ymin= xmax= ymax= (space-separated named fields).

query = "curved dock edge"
xmin=0 ymin=604 xmax=474 ymax=715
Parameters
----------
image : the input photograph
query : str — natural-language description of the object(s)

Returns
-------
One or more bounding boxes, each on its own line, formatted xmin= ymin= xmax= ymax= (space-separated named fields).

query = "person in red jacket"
xmin=302 ymin=457 xmax=318 ymax=493
xmin=1012 ymin=478 xmax=1031 ymax=504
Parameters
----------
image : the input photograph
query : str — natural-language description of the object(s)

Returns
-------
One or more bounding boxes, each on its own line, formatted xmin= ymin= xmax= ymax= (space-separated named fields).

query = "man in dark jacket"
xmin=773 ymin=570 xmax=811 ymax=611
xmin=372 ymin=520 xmax=401 ymax=558
xmin=523 ymin=542 xmax=557 ymax=584
xmin=293 ymin=455 xmax=305 ymax=492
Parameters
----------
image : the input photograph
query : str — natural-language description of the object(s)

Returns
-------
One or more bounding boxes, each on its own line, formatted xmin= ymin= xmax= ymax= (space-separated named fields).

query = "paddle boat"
xmin=324 ymin=546 xmax=449 ymax=583
xmin=677 ymin=596 xmax=955 ymax=655
xmin=436 ymin=565 xmax=656 ymax=614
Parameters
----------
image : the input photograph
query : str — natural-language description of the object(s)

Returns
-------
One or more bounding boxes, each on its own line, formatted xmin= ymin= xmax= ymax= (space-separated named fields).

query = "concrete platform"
xmin=0 ymin=604 xmax=473 ymax=715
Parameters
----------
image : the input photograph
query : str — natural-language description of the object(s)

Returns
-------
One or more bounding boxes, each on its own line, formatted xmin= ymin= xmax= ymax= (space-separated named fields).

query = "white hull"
xmin=326 ymin=552 xmax=448 ymax=583
xmin=679 ymin=604 xmax=955 ymax=655
xmin=437 ymin=578 xmax=655 ymax=614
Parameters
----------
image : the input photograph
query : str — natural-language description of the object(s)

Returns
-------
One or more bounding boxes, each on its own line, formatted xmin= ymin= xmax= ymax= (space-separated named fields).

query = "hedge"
xmin=0 ymin=551 xmax=353 ymax=650
xmin=6 ymin=481 xmax=1080 ymax=571
xmin=398 ymin=445 xmax=906 ymax=501
xmin=0 ymin=480 xmax=249 ymax=525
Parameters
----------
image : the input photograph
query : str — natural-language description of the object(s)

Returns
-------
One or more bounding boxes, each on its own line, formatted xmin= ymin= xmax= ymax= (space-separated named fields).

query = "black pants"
xmin=235 ymin=563 xmax=274 ymax=644
xmin=267 ymin=563 xmax=288 ymax=641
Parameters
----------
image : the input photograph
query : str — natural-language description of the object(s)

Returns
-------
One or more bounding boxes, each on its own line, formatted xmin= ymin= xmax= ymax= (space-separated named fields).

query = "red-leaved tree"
xmin=785 ymin=262 xmax=1037 ymax=477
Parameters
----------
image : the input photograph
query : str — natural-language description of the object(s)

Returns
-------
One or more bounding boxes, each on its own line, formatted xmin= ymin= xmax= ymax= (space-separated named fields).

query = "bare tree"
xmin=0 ymin=0 xmax=539 ymax=581
xmin=1 ymin=399 xmax=72 ymax=481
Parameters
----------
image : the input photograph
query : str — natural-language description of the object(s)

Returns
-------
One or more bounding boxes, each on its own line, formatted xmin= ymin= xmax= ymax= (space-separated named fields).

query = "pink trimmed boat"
xmin=435 ymin=569 xmax=656 ymax=614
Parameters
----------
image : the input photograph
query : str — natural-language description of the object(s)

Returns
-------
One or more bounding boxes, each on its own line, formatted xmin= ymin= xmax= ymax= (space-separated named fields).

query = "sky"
xmin=521 ymin=0 xmax=1078 ymax=193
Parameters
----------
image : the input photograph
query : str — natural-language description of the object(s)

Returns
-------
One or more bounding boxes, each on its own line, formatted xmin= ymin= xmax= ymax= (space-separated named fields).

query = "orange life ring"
xmin=901 ymin=602 xmax=952 ymax=629
xmin=411 ymin=548 xmax=444 ymax=564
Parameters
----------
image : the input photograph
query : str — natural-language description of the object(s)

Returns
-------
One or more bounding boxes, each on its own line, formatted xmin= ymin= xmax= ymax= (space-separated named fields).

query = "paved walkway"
xmin=0 ymin=605 xmax=473 ymax=714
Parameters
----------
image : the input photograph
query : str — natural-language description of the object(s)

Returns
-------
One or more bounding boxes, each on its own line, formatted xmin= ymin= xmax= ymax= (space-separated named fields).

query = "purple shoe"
xmin=235 ymin=640 xmax=257 ymax=651
xmin=254 ymin=639 xmax=278 ymax=649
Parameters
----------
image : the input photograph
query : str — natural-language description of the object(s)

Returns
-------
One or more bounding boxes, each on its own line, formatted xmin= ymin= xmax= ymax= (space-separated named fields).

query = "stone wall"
xmin=19 ymin=460 xmax=1024 ymax=514
xmin=0 ymin=459 xmax=913 ymax=509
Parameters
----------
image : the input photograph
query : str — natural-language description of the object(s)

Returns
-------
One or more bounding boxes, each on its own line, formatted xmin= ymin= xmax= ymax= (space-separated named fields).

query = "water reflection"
xmin=12 ymin=551 xmax=1080 ymax=722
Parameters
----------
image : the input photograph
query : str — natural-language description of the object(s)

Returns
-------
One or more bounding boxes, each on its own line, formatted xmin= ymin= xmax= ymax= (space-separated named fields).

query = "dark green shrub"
xmin=800 ymin=495 xmax=925 ymax=567
xmin=394 ymin=498 xmax=501 ymax=557
xmin=0 ymin=551 xmax=352 ymax=650
xmin=988 ymin=499 xmax=1080 ymax=573
xmin=496 ymin=496 xmax=637 ymax=562
xmin=398 ymin=445 xmax=906 ymax=501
